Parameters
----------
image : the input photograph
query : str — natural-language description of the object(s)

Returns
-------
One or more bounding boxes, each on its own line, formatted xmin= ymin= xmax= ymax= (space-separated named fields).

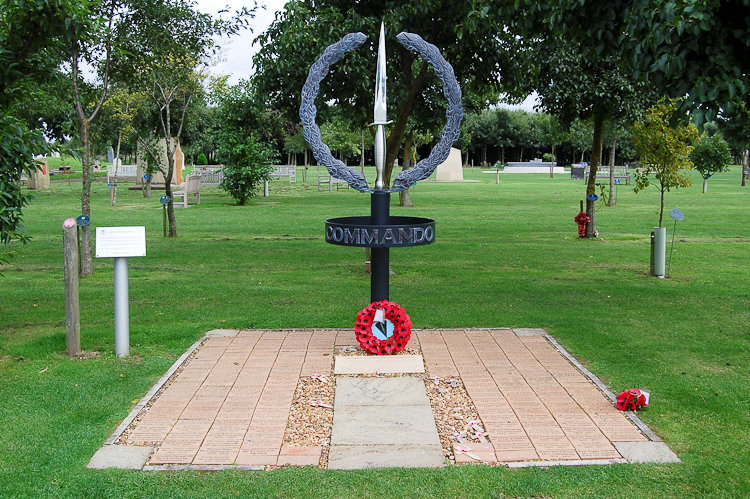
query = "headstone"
xmin=435 ymin=147 xmax=463 ymax=182
xmin=136 ymin=137 xmax=183 ymax=186
xmin=27 ymin=157 xmax=50 ymax=190
xmin=107 ymin=147 xmax=114 ymax=164
xmin=174 ymin=141 xmax=184 ymax=185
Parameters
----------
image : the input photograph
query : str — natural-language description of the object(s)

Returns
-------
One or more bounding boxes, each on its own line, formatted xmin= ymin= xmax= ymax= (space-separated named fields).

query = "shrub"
xmin=218 ymin=133 xmax=277 ymax=205
xmin=690 ymin=133 xmax=732 ymax=180
xmin=197 ymin=153 xmax=208 ymax=165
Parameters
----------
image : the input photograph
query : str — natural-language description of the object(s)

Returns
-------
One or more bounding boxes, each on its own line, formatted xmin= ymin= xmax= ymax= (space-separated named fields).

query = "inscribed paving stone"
xmin=333 ymin=355 xmax=424 ymax=374
xmin=329 ymin=377 xmax=443 ymax=469
xmin=328 ymin=444 xmax=445 ymax=470
xmin=612 ymin=442 xmax=681 ymax=463
xmin=331 ymin=405 xmax=440 ymax=445
xmin=334 ymin=377 xmax=430 ymax=406
xmin=87 ymin=444 xmax=153 ymax=469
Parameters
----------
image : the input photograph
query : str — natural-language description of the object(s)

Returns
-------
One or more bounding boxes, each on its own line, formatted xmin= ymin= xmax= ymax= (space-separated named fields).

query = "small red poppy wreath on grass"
xmin=355 ymin=300 xmax=412 ymax=355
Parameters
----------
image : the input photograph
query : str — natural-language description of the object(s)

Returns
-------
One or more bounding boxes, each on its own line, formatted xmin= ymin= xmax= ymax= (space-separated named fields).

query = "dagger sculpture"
xmin=372 ymin=22 xmax=391 ymax=191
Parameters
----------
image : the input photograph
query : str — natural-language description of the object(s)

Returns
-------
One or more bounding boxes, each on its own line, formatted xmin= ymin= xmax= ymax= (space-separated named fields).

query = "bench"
xmin=191 ymin=165 xmax=224 ymax=186
xmin=172 ymin=174 xmax=202 ymax=208
xmin=318 ymin=174 xmax=350 ymax=192
xmin=269 ymin=165 xmax=296 ymax=184
xmin=584 ymin=165 xmax=631 ymax=185
xmin=107 ymin=164 xmax=138 ymax=184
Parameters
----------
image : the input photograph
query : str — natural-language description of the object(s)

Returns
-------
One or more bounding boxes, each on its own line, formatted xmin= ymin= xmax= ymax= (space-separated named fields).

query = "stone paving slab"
xmin=334 ymin=377 xmax=430 ymax=406
xmin=92 ymin=328 xmax=674 ymax=470
xmin=333 ymin=355 xmax=425 ymax=374
xmin=328 ymin=444 xmax=445 ymax=470
xmin=87 ymin=444 xmax=153 ymax=469
xmin=329 ymin=376 xmax=444 ymax=468
xmin=331 ymin=405 xmax=441 ymax=445
xmin=612 ymin=442 xmax=682 ymax=463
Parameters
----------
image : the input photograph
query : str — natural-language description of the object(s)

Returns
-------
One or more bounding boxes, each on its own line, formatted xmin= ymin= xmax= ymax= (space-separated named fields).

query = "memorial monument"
xmin=300 ymin=23 xmax=462 ymax=354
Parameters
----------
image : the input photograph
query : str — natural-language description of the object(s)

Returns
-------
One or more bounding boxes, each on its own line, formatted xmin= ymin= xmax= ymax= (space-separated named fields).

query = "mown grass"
xmin=1 ymin=167 xmax=748 ymax=498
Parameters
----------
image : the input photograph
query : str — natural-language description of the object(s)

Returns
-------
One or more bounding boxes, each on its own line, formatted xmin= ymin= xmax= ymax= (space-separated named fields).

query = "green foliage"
xmin=218 ymin=133 xmax=276 ymax=205
xmin=627 ymin=0 xmax=750 ymax=123
xmin=690 ymin=132 xmax=733 ymax=180
xmin=214 ymin=80 xmax=279 ymax=205
xmin=0 ymin=117 xmax=50 ymax=247
xmin=320 ymin=111 xmax=362 ymax=162
xmin=252 ymin=0 xmax=510 ymax=184
xmin=632 ymin=99 xmax=699 ymax=226
xmin=543 ymin=153 xmax=555 ymax=163
xmin=197 ymin=152 xmax=208 ymax=165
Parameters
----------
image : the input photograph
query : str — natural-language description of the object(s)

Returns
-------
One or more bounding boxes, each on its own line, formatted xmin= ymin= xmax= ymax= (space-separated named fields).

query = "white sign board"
xmin=95 ymin=226 xmax=146 ymax=258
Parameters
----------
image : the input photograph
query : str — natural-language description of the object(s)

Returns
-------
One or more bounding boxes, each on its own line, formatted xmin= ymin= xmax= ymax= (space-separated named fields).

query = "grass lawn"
xmin=1 ymin=166 xmax=748 ymax=498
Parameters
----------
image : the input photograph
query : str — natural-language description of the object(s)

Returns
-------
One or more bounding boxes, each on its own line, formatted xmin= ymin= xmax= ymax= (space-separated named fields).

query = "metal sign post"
xmin=95 ymin=226 xmax=147 ymax=358
xmin=160 ymin=196 xmax=170 ymax=237
xmin=667 ymin=208 xmax=684 ymax=277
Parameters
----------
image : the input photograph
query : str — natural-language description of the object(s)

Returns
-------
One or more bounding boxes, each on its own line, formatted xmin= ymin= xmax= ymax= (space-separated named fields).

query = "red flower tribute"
xmin=574 ymin=211 xmax=590 ymax=237
xmin=355 ymin=300 xmax=412 ymax=355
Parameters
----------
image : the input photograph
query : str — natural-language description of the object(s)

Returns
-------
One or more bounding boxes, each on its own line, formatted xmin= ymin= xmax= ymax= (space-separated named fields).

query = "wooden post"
xmin=63 ymin=219 xmax=81 ymax=355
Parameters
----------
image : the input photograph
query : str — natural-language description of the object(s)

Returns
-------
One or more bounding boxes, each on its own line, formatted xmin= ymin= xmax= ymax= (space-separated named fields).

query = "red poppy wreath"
xmin=355 ymin=300 xmax=412 ymax=355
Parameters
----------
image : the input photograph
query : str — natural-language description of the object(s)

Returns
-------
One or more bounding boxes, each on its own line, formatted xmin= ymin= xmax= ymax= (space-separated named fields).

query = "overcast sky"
xmin=195 ymin=0 xmax=537 ymax=111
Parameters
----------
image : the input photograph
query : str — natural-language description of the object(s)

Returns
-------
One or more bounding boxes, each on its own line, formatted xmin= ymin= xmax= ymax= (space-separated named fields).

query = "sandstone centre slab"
xmin=334 ymin=377 xmax=430 ymax=406
xmin=328 ymin=444 xmax=445 ymax=470
xmin=333 ymin=354 xmax=424 ymax=374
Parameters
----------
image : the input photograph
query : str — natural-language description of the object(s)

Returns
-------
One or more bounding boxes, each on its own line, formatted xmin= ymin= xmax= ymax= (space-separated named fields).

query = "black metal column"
xmin=370 ymin=192 xmax=390 ymax=302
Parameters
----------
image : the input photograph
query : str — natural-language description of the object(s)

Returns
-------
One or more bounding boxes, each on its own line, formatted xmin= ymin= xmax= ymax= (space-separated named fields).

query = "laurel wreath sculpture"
xmin=299 ymin=31 xmax=463 ymax=193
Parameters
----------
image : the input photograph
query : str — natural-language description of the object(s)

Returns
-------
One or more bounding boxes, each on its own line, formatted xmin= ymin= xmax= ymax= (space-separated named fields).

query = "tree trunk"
xmin=113 ymin=132 xmax=121 ymax=207
xmin=79 ymin=118 xmax=93 ymax=277
xmin=659 ymin=186 xmax=665 ymax=227
xmin=742 ymin=145 xmax=748 ymax=187
xmin=399 ymin=132 xmax=414 ymax=207
xmin=703 ymin=177 xmax=708 ymax=193
xmin=382 ymin=55 xmax=430 ymax=188
xmin=360 ymin=129 xmax=365 ymax=172
xmin=585 ymin=111 xmax=605 ymax=238
xmin=608 ymin=125 xmax=616 ymax=207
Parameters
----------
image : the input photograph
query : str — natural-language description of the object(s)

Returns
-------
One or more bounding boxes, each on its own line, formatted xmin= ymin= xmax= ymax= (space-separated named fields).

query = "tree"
xmin=112 ymin=0 xmax=253 ymax=236
xmin=102 ymin=87 xmax=146 ymax=206
xmin=474 ymin=1 xmax=659 ymax=236
xmin=632 ymin=99 xmax=698 ymax=227
xmin=218 ymin=133 xmax=276 ymax=205
xmin=690 ymin=131 xmax=732 ymax=193
xmin=253 ymin=0 xmax=511 ymax=188
xmin=213 ymin=79 xmax=280 ymax=205
xmin=627 ymin=0 xmax=750 ymax=124
xmin=1 ymin=0 xmax=83 ymax=268
xmin=716 ymin=106 xmax=750 ymax=186
xmin=66 ymin=0 xmax=118 ymax=276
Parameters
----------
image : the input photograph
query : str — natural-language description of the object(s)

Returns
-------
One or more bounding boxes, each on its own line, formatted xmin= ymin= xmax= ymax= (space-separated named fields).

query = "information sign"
xmin=160 ymin=195 xmax=170 ymax=205
xmin=95 ymin=226 xmax=146 ymax=258
xmin=76 ymin=214 xmax=90 ymax=227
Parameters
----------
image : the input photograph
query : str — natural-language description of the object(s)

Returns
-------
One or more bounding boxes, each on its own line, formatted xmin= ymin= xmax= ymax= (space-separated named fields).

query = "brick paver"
xmin=127 ymin=328 xmax=650 ymax=467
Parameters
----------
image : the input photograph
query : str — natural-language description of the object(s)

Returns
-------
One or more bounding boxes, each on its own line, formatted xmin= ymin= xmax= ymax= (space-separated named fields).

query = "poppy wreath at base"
xmin=574 ymin=211 xmax=590 ymax=237
xmin=355 ymin=300 xmax=412 ymax=355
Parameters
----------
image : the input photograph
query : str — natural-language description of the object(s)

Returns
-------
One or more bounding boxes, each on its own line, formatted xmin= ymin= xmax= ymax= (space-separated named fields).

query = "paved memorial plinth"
xmin=90 ymin=328 xmax=677 ymax=470
xmin=328 ymin=377 xmax=444 ymax=469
